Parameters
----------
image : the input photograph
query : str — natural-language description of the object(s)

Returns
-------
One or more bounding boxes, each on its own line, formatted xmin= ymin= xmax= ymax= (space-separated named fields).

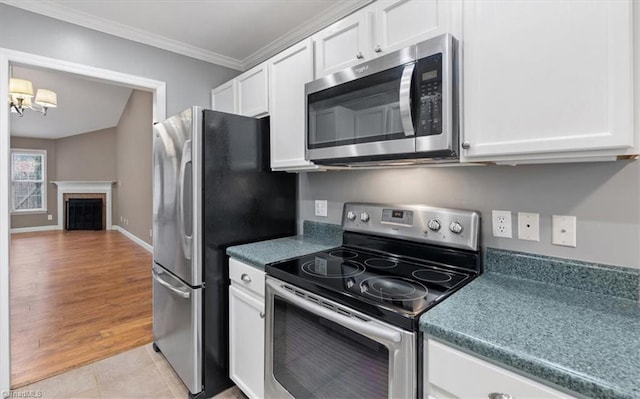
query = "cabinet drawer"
xmin=427 ymin=340 xmax=575 ymax=399
xmin=229 ymin=258 xmax=265 ymax=298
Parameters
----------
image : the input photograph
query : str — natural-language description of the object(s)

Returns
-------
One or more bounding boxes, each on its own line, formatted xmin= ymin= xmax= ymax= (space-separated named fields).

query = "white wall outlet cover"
xmin=47 ymin=214 xmax=53 ymax=221
xmin=492 ymin=210 xmax=512 ymax=238
xmin=518 ymin=212 xmax=540 ymax=241
xmin=315 ymin=200 xmax=328 ymax=217
xmin=552 ymin=215 xmax=577 ymax=247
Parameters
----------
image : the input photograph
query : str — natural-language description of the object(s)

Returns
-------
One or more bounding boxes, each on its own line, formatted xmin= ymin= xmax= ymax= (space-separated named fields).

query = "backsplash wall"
xmin=298 ymin=160 xmax=640 ymax=269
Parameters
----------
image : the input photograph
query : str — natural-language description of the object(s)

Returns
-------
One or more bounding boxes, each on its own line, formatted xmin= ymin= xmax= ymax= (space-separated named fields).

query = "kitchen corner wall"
xmin=115 ymin=90 xmax=153 ymax=245
xmin=298 ymin=160 xmax=640 ymax=269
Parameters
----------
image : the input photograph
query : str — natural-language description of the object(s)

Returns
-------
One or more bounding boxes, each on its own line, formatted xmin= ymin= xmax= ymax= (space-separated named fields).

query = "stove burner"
xmin=301 ymin=257 xmax=365 ymax=279
xmin=328 ymin=249 xmax=358 ymax=259
xmin=364 ymin=258 xmax=398 ymax=269
xmin=412 ymin=269 xmax=453 ymax=283
xmin=360 ymin=276 xmax=428 ymax=302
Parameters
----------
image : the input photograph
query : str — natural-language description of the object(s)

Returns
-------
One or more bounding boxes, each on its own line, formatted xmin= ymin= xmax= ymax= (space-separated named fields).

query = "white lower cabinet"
xmin=426 ymin=339 xmax=576 ymax=399
xmin=229 ymin=259 xmax=265 ymax=399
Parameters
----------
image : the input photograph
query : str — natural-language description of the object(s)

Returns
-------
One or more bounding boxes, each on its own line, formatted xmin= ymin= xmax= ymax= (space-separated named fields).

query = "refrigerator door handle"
xmin=177 ymin=139 xmax=193 ymax=260
xmin=153 ymin=270 xmax=191 ymax=299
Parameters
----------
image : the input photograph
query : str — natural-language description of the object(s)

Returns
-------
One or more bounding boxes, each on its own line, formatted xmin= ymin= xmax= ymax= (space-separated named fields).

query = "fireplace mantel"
xmin=51 ymin=181 xmax=116 ymax=230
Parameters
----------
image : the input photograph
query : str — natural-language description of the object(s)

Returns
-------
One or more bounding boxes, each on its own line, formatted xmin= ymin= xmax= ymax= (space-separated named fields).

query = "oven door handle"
xmin=267 ymin=279 xmax=402 ymax=344
xmin=399 ymin=62 xmax=416 ymax=137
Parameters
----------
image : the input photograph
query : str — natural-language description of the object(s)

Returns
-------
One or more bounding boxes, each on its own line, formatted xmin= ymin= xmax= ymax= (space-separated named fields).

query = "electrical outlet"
xmin=150 ymin=229 xmax=153 ymax=238
xmin=552 ymin=215 xmax=577 ymax=247
xmin=315 ymin=200 xmax=328 ymax=217
xmin=518 ymin=212 xmax=540 ymax=241
xmin=492 ymin=210 xmax=512 ymax=238
xmin=120 ymin=216 xmax=123 ymax=223
xmin=47 ymin=214 xmax=53 ymax=221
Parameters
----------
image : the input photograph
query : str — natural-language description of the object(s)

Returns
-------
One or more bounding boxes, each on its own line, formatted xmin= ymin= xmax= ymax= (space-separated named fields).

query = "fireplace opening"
xmin=66 ymin=198 xmax=103 ymax=230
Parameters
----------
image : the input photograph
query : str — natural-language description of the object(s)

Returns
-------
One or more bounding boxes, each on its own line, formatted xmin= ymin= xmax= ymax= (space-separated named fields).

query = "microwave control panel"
xmin=415 ymin=53 xmax=443 ymax=137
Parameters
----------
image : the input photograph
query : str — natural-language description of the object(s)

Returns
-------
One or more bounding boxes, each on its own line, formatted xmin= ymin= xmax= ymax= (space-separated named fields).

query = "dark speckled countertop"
xmin=420 ymin=248 xmax=640 ymax=399
xmin=226 ymin=221 xmax=342 ymax=270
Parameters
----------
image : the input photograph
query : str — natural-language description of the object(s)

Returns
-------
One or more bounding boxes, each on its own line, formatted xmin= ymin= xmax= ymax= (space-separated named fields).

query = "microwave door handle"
xmin=267 ymin=279 xmax=402 ymax=344
xmin=399 ymin=63 xmax=416 ymax=137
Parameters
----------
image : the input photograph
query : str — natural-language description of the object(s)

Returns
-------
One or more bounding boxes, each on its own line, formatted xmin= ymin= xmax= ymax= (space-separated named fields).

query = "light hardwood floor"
xmin=10 ymin=230 xmax=153 ymax=388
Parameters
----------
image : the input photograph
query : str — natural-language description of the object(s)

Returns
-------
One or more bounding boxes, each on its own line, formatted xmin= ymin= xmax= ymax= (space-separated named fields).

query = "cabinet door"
xmin=237 ymin=63 xmax=269 ymax=117
xmin=211 ymin=80 xmax=237 ymax=114
xmin=229 ymin=285 xmax=264 ymax=399
xmin=269 ymin=38 xmax=319 ymax=171
xmin=373 ymin=0 xmax=450 ymax=56
xmin=461 ymin=0 xmax=633 ymax=161
xmin=427 ymin=340 xmax=576 ymax=399
xmin=314 ymin=11 xmax=372 ymax=78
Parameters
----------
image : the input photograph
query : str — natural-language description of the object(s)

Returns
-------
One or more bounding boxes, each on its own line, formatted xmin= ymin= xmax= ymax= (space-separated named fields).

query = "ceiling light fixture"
xmin=8 ymin=76 xmax=58 ymax=117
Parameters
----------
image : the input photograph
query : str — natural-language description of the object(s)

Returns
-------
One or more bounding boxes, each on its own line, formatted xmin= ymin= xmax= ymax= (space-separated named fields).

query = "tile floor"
xmin=12 ymin=344 xmax=247 ymax=399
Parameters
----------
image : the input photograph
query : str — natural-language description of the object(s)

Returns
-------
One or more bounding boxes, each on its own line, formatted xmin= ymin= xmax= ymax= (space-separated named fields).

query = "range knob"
xmin=427 ymin=219 xmax=441 ymax=231
xmin=449 ymin=221 xmax=464 ymax=234
xmin=360 ymin=212 xmax=370 ymax=222
xmin=347 ymin=211 xmax=357 ymax=221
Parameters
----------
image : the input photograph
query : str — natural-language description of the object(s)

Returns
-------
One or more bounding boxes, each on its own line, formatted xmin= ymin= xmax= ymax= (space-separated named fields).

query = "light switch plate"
xmin=552 ymin=215 xmax=577 ymax=247
xmin=518 ymin=212 xmax=540 ymax=241
xmin=315 ymin=200 xmax=328 ymax=217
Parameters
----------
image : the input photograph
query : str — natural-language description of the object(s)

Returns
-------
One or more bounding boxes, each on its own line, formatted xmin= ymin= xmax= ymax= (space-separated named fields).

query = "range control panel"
xmin=342 ymin=203 xmax=480 ymax=251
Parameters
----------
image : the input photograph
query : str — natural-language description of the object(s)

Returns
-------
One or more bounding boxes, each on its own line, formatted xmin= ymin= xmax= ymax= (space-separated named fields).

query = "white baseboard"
xmin=112 ymin=225 xmax=153 ymax=253
xmin=10 ymin=225 xmax=60 ymax=234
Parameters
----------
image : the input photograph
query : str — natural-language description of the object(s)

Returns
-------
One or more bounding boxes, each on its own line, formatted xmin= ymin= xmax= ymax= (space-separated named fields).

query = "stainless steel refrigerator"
xmin=152 ymin=107 xmax=296 ymax=399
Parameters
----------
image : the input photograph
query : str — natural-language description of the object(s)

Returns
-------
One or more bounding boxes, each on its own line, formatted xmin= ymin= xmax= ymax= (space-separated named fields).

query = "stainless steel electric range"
xmin=264 ymin=203 xmax=481 ymax=399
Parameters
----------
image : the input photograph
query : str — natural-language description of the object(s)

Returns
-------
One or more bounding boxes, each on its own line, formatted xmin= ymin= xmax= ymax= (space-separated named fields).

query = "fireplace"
xmin=52 ymin=181 xmax=115 ymax=230
xmin=66 ymin=198 xmax=103 ymax=230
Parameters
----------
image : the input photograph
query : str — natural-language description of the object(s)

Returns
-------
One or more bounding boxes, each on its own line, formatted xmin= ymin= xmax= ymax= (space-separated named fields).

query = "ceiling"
xmin=10 ymin=66 xmax=133 ymax=139
xmin=2 ymin=0 xmax=371 ymax=71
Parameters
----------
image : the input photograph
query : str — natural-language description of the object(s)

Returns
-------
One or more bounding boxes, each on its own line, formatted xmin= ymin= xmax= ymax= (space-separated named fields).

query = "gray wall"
xmin=299 ymin=160 xmax=640 ymax=269
xmin=0 ymin=4 xmax=240 ymax=117
xmin=115 ymin=90 xmax=153 ymax=245
xmin=9 ymin=137 xmax=57 ymax=229
xmin=56 ymin=127 xmax=117 ymax=181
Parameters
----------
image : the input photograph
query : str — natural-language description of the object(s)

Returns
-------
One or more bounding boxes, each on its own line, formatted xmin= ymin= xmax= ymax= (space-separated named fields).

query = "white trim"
xmin=10 ymin=225 xmax=58 ymax=234
xmin=0 ymin=48 xmax=166 ymax=394
xmin=0 ymin=49 xmax=166 ymax=123
xmin=0 ymin=0 xmax=243 ymax=71
xmin=0 ymin=0 xmax=372 ymax=71
xmin=52 ymin=181 xmax=115 ymax=230
xmin=112 ymin=225 xmax=152 ymax=253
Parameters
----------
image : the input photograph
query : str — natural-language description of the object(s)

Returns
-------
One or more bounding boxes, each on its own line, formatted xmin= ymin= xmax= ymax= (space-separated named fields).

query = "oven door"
xmin=265 ymin=277 xmax=415 ymax=399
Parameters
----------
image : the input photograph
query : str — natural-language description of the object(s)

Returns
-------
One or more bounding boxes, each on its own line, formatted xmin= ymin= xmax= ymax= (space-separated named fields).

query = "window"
xmin=11 ymin=149 xmax=47 ymax=213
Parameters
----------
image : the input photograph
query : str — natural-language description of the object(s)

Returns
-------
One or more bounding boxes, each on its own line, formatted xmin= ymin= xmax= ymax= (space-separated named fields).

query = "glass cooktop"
xmin=266 ymin=245 xmax=473 ymax=322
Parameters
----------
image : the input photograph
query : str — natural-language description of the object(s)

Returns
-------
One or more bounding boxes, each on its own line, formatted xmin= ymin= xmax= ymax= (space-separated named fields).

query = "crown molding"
xmin=240 ymin=0 xmax=373 ymax=70
xmin=0 ymin=0 xmax=244 ymax=71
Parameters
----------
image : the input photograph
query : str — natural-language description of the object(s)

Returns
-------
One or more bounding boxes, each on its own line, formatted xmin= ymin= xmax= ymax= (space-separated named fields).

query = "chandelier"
xmin=9 ymin=78 xmax=58 ymax=117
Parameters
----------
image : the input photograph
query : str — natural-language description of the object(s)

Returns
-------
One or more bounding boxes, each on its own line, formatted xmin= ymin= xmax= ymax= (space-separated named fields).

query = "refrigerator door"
xmin=152 ymin=264 xmax=202 ymax=394
xmin=153 ymin=107 xmax=202 ymax=286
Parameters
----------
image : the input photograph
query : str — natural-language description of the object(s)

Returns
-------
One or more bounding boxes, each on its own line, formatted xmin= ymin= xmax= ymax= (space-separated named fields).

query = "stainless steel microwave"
xmin=305 ymin=34 xmax=458 ymax=166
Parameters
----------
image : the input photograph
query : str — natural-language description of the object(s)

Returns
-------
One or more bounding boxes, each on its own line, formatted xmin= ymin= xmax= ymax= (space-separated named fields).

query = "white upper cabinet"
xmin=269 ymin=38 xmax=319 ymax=171
xmin=211 ymin=63 xmax=268 ymax=118
xmin=460 ymin=0 xmax=634 ymax=162
xmin=373 ymin=0 xmax=450 ymax=56
xmin=314 ymin=0 xmax=453 ymax=78
xmin=211 ymin=80 xmax=236 ymax=114
xmin=313 ymin=11 xmax=372 ymax=78
xmin=237 ymin=63 xmax=269 ymax=118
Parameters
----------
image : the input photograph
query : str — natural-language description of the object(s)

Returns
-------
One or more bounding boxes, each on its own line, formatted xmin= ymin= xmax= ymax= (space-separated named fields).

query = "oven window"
xmin=273 ymin=297 xmax=389 ymax=398
xmin=307 ymin=64 xmax=413 ymax=149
